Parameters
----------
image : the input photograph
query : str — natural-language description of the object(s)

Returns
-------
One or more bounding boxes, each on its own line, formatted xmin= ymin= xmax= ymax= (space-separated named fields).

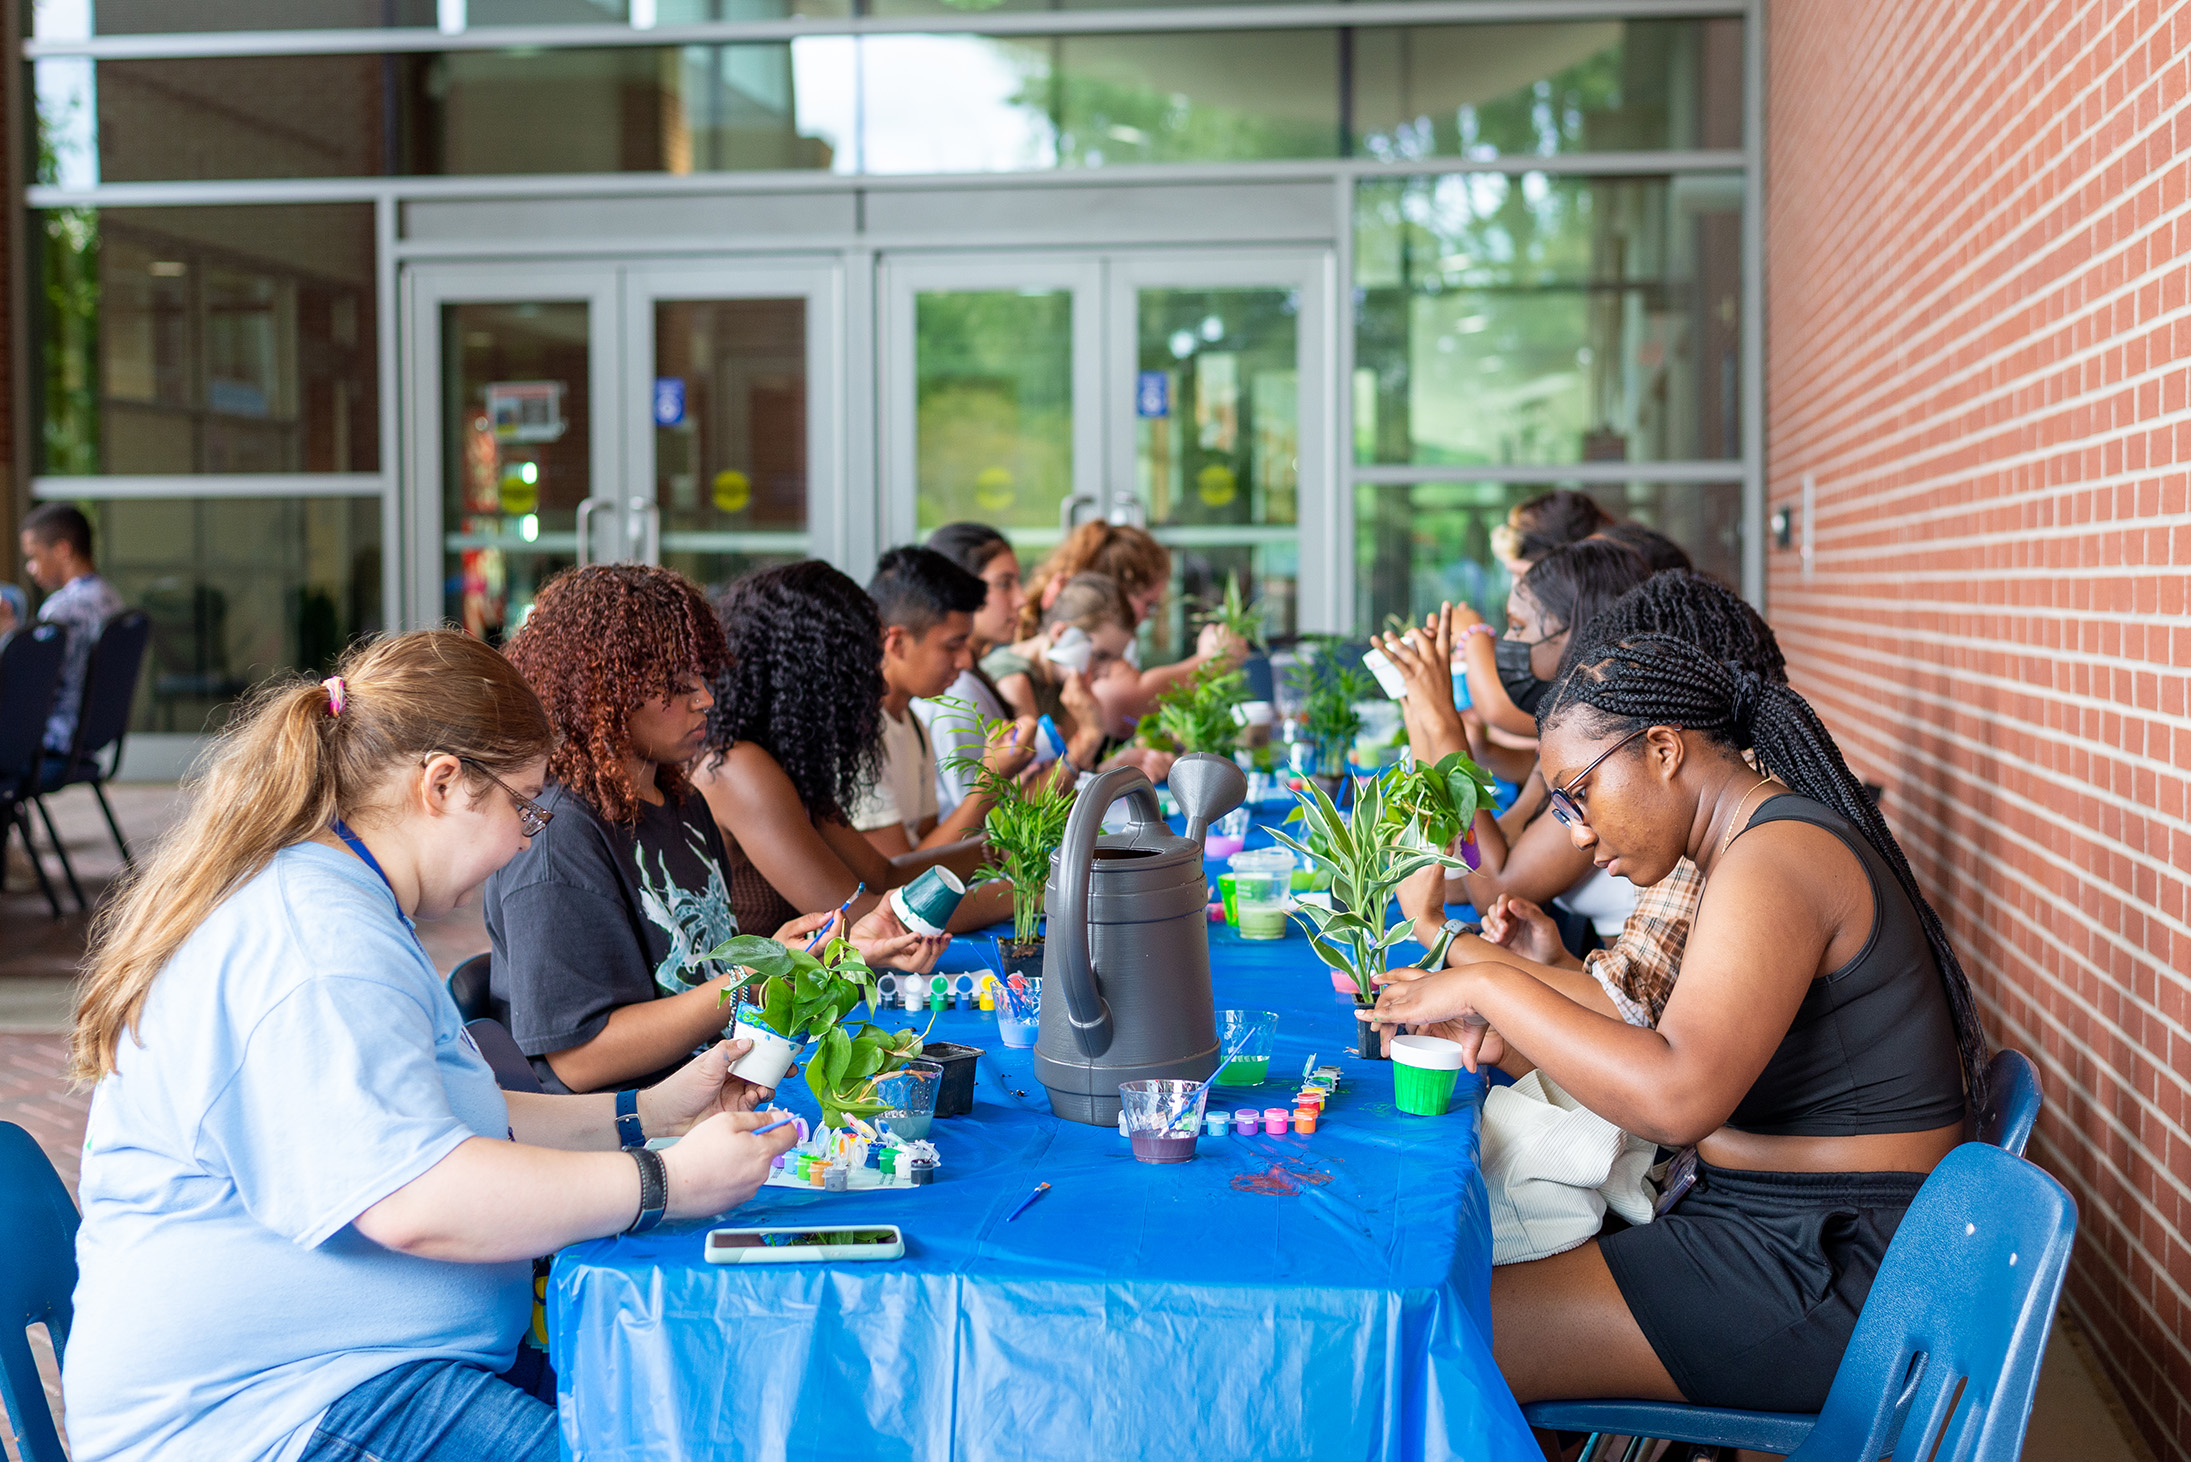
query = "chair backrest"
xmin=0 ymin=1122 xmax=82 ymax=1462
xmin=465 ymin=1019 xmax=546 ymax=1095
xmin=1792 ymin=1143 xmax=2076 ymax=1462
xmin=64 ymin=610 xmax=153 ymax=775
xmin=1974 ymin=1049 xmax=2042 ymax=1156
xmin=0 ymin=626 xmax=67 ymax=798
xmin=446 ymin=953 xmax=495 ymax=1024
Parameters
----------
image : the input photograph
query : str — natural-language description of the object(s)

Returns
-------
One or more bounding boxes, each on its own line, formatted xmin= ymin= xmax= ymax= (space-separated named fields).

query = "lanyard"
xmin=331 ymin=817 xmax=422 ymax=949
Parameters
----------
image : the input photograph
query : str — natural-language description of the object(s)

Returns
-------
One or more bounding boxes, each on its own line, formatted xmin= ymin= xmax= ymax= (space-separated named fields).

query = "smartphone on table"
xmin=705 ymin=1225 xmax=905 ymax=1264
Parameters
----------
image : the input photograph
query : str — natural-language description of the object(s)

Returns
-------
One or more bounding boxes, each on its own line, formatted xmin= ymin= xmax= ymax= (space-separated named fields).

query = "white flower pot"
xmin=728 ymin=1019 xmax=799 ymax=1089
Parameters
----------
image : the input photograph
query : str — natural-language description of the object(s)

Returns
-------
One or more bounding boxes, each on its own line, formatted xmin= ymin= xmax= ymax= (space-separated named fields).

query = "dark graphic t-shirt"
xmin=484 ymin=782 xmax=742 ymax=1092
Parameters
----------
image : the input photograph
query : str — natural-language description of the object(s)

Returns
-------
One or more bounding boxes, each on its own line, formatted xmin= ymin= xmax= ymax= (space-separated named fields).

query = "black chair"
xmin=466 ymin=1018 xmax=545 ymax=1095
xmin=33 ymin=610 xmax=152 ymax=909
xmin=0 ymin=626 xmax=69 ymax=920
xmin=447 ymin=952 xmax=496 ymax=1023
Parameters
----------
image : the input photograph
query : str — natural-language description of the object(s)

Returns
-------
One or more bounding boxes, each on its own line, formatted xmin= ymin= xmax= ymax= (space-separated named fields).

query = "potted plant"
xmin=708 ymin=932 xmax=931 ymax=1128
xmin=1195 ymin=572 xmax=1267 ymax=655
xmin=937 ymin=703 xmax=1077 ymax=982
xmin=1287 ymin=638 xmax=1378 ymax=790
xmin=1266 ymin=765 xmax=1477 ymax=1059
xmin=1136 ymin=661 xmax=1251 ymax=755
xmin=1383 ymin=750 xmax=1501 ymax=871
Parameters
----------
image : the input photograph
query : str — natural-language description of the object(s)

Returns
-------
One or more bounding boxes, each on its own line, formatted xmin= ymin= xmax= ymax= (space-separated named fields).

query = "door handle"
xmin=1107 ymin=492 xmax=1146 ymax=527
xmin=1059 ymin=493 xmax=1097 ymax=535
xmin=629 ymin=497 xmax=661 ymax=564
xmin=575 ymin=496 xmax=613 ymax=566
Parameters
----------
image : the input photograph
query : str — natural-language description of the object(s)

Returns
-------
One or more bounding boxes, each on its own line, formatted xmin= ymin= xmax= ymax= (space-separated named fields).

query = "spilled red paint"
xmin=1230 ymin=1159 xmax=1334 ymax=1196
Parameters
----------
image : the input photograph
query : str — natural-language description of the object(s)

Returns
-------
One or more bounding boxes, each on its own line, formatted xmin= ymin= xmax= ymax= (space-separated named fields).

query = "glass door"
xmin=623 ymin=259 xmax=842 ymax=594
xmin=1108 ymin=250 xmax=1333 ymax=650
xmin=882 ymin=250 xmax=1331 ymax=643
xmin=880 ymin=255 xmax=1105 ymax=554
xmin=404 ymin=258 xmax=840 ymax=632
xmin=403 ymin=262 xmax=619 ymax=640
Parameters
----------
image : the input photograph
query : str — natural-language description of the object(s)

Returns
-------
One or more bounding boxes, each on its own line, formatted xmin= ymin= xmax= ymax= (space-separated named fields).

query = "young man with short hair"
xmin=2 ymin=503 xmax=127 ymax=754
xmin=856 ymin=546 xmax=1035 ymax=857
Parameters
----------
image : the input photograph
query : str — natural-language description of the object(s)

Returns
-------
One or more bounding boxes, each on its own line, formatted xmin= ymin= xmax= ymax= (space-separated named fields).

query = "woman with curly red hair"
xmin=486 ymin=565 xmax=924 ymax=1094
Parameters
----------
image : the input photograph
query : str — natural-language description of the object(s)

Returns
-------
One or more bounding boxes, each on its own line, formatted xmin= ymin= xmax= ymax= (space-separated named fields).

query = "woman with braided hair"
xmin=1371 ymin=633 xmax=1984 ymax=1416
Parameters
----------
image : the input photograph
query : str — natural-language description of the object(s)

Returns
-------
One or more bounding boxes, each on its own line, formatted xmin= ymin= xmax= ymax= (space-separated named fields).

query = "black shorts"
xmin=1598 ymin=1161 xmax=1925 ymax=1413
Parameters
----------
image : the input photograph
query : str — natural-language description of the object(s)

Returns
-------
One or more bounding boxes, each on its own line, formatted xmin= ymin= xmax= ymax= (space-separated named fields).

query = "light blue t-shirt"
xmin=63 ymin=843 xmax=530 ymax=1462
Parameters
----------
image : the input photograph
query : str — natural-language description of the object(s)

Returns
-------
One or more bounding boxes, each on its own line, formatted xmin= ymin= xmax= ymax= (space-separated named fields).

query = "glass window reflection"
xmin=1355 ymin=173 xmax=1744 ymax=468
xmin=36 ymin=205 xmax=378 ymax=476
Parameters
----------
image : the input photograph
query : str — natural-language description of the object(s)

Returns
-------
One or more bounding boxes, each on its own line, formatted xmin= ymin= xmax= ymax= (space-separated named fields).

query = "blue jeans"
xmin=297 ymin=1359 xmax=557 ymax=1462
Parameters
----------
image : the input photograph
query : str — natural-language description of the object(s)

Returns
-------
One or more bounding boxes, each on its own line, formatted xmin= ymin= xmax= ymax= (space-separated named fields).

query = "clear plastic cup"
xmin=872 ymin=1060 xmax=942 ymax=1141
xmin=1117 ymin=1080 xmax=1210 ymax=1164
xmin=1228 ymin=848 xmax=1294 ymax=941
xmin=994 ymin=976 xmax=1041 ymax=1048
xmin=1212 ymin=1009 xmax=1279 ymax=1089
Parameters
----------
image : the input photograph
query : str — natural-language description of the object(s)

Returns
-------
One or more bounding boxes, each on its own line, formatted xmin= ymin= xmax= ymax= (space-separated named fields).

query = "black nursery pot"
xmin=1354 ymin=1009 xmax=1387 ymax=1061
xmin=996 ymin=937 xmax=1046 ymax=984
xmin=920 ymin=1041 xmax=984 ymax=1117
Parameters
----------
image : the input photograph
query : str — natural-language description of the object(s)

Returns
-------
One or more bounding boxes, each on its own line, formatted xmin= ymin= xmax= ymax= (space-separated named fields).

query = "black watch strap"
xmin=626 ymin=1147 xmax=668 ymax=1234
xmin=614 ymin=1088 xmax=646 ymax=1150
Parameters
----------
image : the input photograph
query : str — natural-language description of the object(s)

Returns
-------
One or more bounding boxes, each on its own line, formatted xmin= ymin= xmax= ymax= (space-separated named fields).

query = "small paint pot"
xmin=1293 ymin=1108 xmax=1318 ymax=1134
xmin=1262 ymin=1106 xmax=1292 ymax=1136
xmin=1204 ymin=1112 xmax=1230 ymax=1138
xmin=1233 ymin=1108 xmax=1261 ymax=1135
xmin=823 ymin=1165 xmax=849 ymax=1192
xmin=909 ymin=1159 xmax=937 ymax=1187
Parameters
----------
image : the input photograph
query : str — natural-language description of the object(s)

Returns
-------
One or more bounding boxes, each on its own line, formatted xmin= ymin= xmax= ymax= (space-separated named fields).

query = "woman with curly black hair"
xmin=691 ymin=561 xmax=1008 ymax=940
xmin=486 ymin=564 xmax=926 ymax=1095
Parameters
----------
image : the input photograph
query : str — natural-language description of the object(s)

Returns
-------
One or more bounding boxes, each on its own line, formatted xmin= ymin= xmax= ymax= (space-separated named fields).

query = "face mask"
xmin=1495 ymin=635 xmax=1552 ymax=714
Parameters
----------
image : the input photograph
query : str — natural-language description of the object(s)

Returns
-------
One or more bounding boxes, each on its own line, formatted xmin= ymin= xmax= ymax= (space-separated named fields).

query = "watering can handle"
xmin=1049 ymin=766 xmax=1163 ymax=1058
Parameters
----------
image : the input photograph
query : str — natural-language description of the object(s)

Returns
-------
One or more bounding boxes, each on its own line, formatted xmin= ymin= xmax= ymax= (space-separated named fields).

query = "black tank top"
xmin=1724 ymin=794 xmax=1967 ymax=1136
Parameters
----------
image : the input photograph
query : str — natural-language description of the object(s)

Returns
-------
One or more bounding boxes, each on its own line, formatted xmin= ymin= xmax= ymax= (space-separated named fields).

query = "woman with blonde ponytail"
xmin=63 ymin=630 xmax=799 ymax=1462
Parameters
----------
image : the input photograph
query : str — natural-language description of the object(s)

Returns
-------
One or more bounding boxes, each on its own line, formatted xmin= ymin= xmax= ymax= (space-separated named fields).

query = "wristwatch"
xmin=614 ymin=1088 xmax=646 ymax=1151
xmin=1418 ymin=917 xmax=1480 ymax=969
xmin=625 ymin=1147 xmax=669 ymax=1234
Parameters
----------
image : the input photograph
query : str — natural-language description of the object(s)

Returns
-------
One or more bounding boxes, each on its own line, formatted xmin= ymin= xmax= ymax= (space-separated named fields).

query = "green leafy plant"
xmin=1267 ymin=769 xmax=1471 ymax=1005
xmin=708 ymin=933 xmax=928 ymax=1126
xmin=1288 ymin=638 xmax=1378 ymax=777
xmin=936 ymin=699 xmax=1077 ymax=947
xmin=1137 ymin=662 xmax=1250 ymax=755
xmin=1383 ymin=750 xmax=1500 ymax=868
xmin=1195 ymin=573 xmax=1268 ymax=654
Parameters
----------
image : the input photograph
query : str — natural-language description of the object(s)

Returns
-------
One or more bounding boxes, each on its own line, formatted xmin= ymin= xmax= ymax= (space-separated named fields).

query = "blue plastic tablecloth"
xmin=549 ymin=829 xmax=1535 ymax=1462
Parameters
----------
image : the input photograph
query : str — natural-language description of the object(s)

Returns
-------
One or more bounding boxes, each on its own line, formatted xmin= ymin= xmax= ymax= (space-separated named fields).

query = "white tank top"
xmin=1555 ymin=864 xmax=1639 ymax=937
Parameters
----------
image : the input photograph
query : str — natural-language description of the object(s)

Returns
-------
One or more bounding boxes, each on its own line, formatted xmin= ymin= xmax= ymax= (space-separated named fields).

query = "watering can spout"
xmin=1169 ymin=753 xmax=1248 ymax=843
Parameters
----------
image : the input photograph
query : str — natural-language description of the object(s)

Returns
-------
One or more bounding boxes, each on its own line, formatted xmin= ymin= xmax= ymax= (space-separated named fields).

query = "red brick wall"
xmin=1765 ymin=3 xmax=2190 ymax=1456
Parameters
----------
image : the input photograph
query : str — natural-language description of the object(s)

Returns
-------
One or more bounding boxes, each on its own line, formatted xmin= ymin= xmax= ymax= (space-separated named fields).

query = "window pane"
xmin=1352 ymin=19 xmax=1743 ymax=160
xmin=441 ymin=301 xmax=592 ymax=641
xmin=1354 ymin=173 xmax=1743 ymax=468
xmin=75 ymin=495 xmax=384 ymax=735
xmin=36 ymin=205 xmax=379 ymax=476
xmin=858 ymin=31 xmax=1339 ymax=173
xmin=1135 ymin=287 xmax=1300 ymax=648
xmin=1353 ymin=480 xmax=1743 ymax=632
xmin=72 ymin=47 xmax=848 ymax=181
xmin=912 ymin=290 xmax=1073 ymax=536
xmin=655 ymin=297 xmax=811 ymax=594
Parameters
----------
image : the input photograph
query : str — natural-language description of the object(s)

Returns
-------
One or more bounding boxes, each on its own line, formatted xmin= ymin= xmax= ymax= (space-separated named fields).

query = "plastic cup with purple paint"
xmin=1118 ymin=1080 xmax=1210 ymax=1164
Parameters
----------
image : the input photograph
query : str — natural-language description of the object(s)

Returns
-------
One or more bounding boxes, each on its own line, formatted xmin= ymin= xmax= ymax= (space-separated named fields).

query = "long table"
xmin=549 ymin=839 xmax=1536 ymax=1461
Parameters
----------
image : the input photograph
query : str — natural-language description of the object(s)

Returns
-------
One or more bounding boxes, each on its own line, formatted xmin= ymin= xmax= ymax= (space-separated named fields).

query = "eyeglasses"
xmin=1546 ymin=728 xmax=1647 ymax=827
xmin=458 ymin=757 xmax=554 ymax=837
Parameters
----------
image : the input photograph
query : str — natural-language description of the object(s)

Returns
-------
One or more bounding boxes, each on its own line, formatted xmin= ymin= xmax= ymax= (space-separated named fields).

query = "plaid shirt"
xmin=1586 ymin=857 xmax=1704 ymax=1027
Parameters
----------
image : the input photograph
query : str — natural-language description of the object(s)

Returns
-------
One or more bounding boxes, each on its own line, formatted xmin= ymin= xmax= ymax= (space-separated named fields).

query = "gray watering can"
xmin=1035 ymin=753 xmax=1248 ymax=1125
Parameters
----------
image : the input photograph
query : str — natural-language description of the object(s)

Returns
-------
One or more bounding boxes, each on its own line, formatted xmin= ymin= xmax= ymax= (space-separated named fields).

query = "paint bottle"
xmin=1262 ymin=1106 xmax=1292 ymax=1136
xmin=1232 ymin=1108 xmax=1260 ymax=1136
xmin=1204 ymin=1111 xmax=1229 ymax=1138
xmin=979 ymin=988 xmax=995 ymax=1011
xmin=904 ymin=977 xmax=925 ymax=1012
xmin=909 ymin=1158 xmax=937 ymax=1187
xmin=823 ymin=1164 xmax=849 ymax=1192
xmin=1293 ymin=1108 xmax=1318 ymax=1135
xmin=930 ymin=984 xmax=947 ymax=1014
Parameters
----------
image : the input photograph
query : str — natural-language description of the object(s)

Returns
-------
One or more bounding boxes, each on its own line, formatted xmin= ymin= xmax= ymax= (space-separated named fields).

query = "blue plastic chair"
xmin=1974 ymin=1049 xmax=2042 ymax=1156
xmin=1524 ymin=1142 xmax=2078 ymax=1462
xmin=0 ymin=1121 xmax=81 ymax=1462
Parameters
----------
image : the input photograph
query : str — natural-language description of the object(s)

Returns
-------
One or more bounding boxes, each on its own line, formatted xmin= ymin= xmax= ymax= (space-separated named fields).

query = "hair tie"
xmin=322 ymin=676 xmax=347 ymax=716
